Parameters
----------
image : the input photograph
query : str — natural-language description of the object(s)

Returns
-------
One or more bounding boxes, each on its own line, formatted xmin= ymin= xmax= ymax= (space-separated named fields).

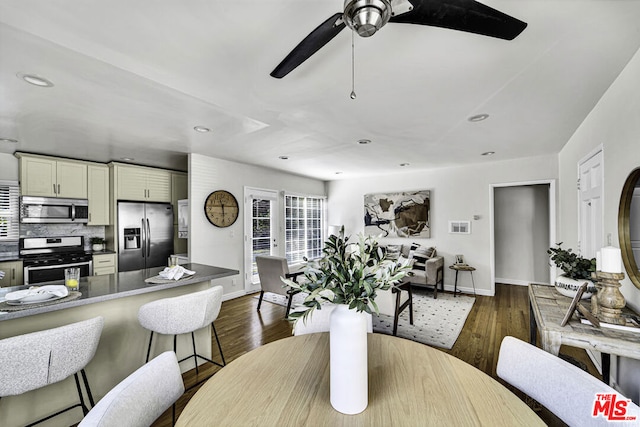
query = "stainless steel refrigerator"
xmin=118 ymin=202 xmax=174 ymax=272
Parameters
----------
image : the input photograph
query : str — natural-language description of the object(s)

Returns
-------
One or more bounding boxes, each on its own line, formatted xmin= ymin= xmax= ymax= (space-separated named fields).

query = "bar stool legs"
xmin=145 ymin=322 xmax=226 ymax=370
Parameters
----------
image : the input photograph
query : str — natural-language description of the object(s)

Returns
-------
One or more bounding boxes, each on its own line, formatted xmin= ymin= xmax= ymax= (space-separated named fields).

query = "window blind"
xmin=0 ymin=180 xmax=19 ymax=241
xmin=285 ymin=195 xmax=325 ymax=264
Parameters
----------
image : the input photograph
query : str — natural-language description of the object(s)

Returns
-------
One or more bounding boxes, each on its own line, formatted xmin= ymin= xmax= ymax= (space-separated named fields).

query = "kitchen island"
xmin=0 ymin=263 xmax=238 ymax=427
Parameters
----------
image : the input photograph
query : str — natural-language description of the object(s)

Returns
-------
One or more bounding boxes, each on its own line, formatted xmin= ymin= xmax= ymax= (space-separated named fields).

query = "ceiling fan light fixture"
xmin=344 ymin=0 xmax=391 ymax=37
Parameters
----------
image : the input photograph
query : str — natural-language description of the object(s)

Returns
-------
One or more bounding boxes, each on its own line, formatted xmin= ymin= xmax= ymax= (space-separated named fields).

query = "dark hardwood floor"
xmin=152 ymin=284 xmax=599 ymax=426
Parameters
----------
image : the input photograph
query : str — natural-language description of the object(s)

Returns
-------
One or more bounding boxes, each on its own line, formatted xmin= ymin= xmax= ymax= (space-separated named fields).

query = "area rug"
xmin=255 ymin=290 xmax=475 ymax=350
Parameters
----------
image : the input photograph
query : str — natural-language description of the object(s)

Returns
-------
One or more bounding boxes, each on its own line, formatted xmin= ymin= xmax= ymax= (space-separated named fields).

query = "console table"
xmin=528 ymin=284 xmax=640 ymax=385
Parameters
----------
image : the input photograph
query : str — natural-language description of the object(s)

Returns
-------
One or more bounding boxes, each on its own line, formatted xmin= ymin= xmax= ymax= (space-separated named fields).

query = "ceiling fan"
xmin=270 ymin=0 xmax=527 ymax=78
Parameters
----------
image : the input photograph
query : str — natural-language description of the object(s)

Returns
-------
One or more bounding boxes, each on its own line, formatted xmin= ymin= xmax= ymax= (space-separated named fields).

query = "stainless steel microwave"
xmin=20 ymin=196 xmax=89 ymax=223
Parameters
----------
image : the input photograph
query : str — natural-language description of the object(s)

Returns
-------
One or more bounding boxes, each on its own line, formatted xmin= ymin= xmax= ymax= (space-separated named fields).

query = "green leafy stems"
xmin=283 ymin=227 xmax=410 ymax=325
xmin=547 ymin=243 xmax=596 ymax=280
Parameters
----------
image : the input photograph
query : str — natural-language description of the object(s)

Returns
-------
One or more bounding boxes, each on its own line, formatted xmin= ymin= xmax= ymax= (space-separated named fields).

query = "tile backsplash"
xmin=19 ymin=224 xmax=106 ymax=252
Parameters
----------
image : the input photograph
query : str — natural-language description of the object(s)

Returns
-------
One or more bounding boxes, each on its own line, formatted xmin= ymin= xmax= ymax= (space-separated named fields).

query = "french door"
xmin=244 ymin=187 xmax=279 ymax=293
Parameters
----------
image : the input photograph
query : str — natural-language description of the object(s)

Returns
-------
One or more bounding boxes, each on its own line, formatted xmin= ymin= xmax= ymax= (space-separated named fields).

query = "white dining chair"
xmin=78 ymin=351 xmax=184 ymax=427
xmin=497 ymin=336 xmax=640 ymax=427
xmin=293 ymin=304 xmax=373 ymax=335
xmin=0 ymin=316 xmax=104 ymax=426
xmin=138 ymin=286 xmax=225 ymax=379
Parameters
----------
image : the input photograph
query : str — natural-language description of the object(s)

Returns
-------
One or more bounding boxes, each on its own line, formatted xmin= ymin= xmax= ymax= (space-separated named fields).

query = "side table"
xmin=449 ymin=264 xmax=477 ymax=297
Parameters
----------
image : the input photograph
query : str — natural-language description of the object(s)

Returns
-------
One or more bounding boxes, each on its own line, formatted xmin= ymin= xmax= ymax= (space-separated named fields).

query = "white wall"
xmin=188 ymin=153 xmax=326 ymax=298
xmin=558 ymin=46 xmax=640 ymax=401
xmin=495 ymin=185 xmax=550 ymax=285
xmin=0 ymin=153 xmax=18 ymax=181
xmin=328 ymin=155 xmax=558 ymax=296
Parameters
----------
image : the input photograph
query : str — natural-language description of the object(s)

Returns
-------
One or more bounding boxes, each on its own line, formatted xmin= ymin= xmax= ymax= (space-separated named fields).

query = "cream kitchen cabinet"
xmin=18 ymin=155 xmax=87 ymax=198
xmin=115 ymin=165 xmax=171 ymax=202
xmin=92 ymin=253 xmax=116 ymax=276
xmin=0 ymin=260 xmax=23 ymax=287
xmin=88 ymin=164 xmax=110 ymax=225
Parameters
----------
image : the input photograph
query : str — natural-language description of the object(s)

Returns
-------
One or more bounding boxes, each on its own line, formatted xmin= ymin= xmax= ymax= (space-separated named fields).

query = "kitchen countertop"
xmin=0 ymin=263 xmax=238 ymax=321
xmin=0 ymin=252 xmax=20 ymax=262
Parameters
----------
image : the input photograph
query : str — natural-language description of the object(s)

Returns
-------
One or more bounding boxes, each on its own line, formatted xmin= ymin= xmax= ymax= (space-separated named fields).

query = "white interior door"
xmin=579 ymin=149 xmax=604 ymax=258
xmin=244 ymin=187 xmax=279 ymax=293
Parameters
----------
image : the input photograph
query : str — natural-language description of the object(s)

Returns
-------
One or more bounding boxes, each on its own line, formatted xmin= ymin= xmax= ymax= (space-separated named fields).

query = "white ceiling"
xmin=1 ymin=0 xmax=640 ymax=180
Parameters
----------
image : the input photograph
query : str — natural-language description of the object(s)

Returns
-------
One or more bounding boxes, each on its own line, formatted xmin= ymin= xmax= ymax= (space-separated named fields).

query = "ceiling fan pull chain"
xmin=350 ymin=30 xmax=356 ymax=100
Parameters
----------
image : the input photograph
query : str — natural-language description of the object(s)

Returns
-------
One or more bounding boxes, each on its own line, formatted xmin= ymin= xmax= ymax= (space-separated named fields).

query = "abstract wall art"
xmin=364 ymin=190 xmax=430 ymax=238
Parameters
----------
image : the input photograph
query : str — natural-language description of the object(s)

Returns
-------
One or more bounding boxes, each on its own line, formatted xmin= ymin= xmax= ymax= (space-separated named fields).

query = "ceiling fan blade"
xmin=389 ymin=0 xmax=527 ymax=40
xmin=270 ymin=13 xmax=346 ymax=78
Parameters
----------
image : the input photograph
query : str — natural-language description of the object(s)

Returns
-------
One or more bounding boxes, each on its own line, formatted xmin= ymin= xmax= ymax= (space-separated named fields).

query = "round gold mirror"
xmin=618 ymin=167 xmax=640 ymax=289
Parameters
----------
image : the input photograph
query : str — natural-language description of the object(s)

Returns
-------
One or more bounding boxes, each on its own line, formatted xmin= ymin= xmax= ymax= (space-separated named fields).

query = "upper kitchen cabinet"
xmin=88 ymin=164 xmax=110 ymax=225
xmin=17 ymin=154 xmax=87 ymax=198
xmin=113 ymin=164 xmax=171 ymax=202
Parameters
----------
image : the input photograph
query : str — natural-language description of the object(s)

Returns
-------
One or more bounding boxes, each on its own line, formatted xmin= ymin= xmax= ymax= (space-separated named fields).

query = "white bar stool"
xmin=137 ymin=286 xmax=226 ymax=384
xmin=0 ymin=317 xmax=104 ymax=426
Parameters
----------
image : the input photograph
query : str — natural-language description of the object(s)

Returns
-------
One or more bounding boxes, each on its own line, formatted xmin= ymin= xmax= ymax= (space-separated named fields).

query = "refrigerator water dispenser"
xmin=123 ymin=228 xmax=140 ymax=249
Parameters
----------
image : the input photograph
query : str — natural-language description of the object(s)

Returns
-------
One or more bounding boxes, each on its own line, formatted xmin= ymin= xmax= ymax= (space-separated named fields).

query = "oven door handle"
xmin=25 ymin=260 xmax=93 ymax=271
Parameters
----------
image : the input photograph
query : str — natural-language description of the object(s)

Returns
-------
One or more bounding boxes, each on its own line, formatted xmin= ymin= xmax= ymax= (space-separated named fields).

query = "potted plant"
xmin=90 ymin=237 xmax=106 ymax=252
xmin=283 ymin=227 xmax=409 ymax=415
xmin=547 ymin=243 xmax=597 ymax=299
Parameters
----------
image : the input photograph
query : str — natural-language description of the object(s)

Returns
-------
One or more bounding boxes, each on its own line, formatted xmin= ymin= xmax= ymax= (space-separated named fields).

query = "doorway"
xmin=578 ymin=148 xmax=604 ymax=258
xmin=243 ymin=187 xmax=279 ymax=293
xmin=490 ymin=180 xmax=556 ymax=294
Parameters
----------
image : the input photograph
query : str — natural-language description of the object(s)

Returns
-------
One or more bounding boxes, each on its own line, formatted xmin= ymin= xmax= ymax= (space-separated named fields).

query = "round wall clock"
xmin=204 ymin=190 xmax=239 ymax=227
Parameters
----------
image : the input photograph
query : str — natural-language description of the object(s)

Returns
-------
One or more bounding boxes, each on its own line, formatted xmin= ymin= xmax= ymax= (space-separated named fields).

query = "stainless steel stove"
xmin=20 ymin=236 xmax=93 ymax=285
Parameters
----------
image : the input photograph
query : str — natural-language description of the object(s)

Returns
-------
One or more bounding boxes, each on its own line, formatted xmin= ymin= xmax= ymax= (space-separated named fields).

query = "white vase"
xmin=329 ymin=304 xmax=368 ymax=415
xmin=555 ymin=275 xmax=597 ymax=299
xmin=92 ymin=243 xmax=104 ymax=251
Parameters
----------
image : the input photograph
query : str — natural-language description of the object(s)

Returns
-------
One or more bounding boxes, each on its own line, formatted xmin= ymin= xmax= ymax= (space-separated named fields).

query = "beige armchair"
xmin=407 ymin=256 xmax=444 ymax=298
xmin=256 ymin=255 xmax=302 ymax=317
xmin=388 ymin=244 xmax=444 ymax=299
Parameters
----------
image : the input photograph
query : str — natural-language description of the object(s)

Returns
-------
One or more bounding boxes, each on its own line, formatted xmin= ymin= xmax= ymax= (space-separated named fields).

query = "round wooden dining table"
xmin=176 ymin=333 xmax=544 ymax=426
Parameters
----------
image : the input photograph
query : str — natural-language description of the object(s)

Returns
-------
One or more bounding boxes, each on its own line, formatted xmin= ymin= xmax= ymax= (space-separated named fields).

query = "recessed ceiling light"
xmin=17 ymin=72 xmax=54 ymax=87
xmin=193 ymin=126 xmax=211 ymax=133
xmin=468 ymin=114 xmax=489 ymax=122
xmin=399 ymin=163 xmax=410 ymax=167
xmin=0 ymin=138 xmax=18 ymax=143
xmin=481 ymin=151 xmax=495 ymax=156
xmin=358 ymin=139 xmax=371 ymax=145
xmin=120 ymin=157 xmax=135 ymax=161
xmin=335 ymin=171 xmax=343 ymax=175
xmin=279 ymin=156 xmax=289 ymax=160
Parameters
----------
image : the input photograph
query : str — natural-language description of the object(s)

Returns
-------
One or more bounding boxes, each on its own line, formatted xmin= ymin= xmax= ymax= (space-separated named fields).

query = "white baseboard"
xmin=441 ymin=284 xmax=492 ymax=297
xmin=222 ymin=289 xmax=247 ymax=301
xmin=495 ymin=278 xmax=548 ymax=287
